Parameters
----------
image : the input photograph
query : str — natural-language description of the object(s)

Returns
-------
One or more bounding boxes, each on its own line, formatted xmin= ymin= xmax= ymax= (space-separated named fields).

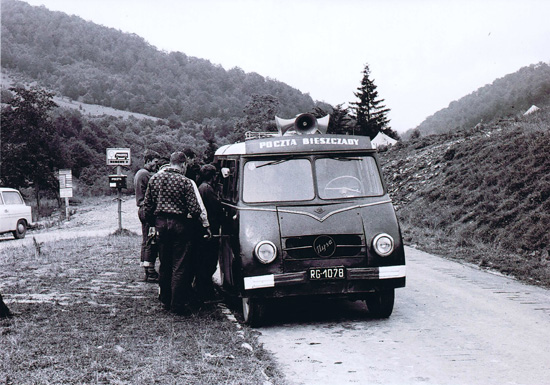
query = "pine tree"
xmin=350 ymin=64 xmax=391 ymax=139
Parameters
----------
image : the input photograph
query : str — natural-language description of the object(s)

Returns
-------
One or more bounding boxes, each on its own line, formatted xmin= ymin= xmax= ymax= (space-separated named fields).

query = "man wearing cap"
xmin=134 ymin=149 xmax=160 ymax=282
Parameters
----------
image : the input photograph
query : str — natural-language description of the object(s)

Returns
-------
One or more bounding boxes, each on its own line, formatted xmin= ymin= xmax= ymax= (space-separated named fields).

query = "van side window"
xmin=220 ymin=159 xmax=238 ymax=203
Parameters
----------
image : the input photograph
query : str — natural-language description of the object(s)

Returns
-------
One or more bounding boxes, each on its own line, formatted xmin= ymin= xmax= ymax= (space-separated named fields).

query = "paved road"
xmin=257 ymin=247 xmax=550 ymax=385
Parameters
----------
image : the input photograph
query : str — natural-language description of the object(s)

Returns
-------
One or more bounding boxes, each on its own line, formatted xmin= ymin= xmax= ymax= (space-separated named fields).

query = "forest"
xmin=1 ymin=0 xmax=321 ymax=125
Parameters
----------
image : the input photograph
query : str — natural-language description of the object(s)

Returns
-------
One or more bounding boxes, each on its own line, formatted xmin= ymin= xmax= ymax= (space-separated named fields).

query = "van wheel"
xmin=242 ymin=297 xmax=264 ymax=327
xmin=12 ymin=219 xmax=27 ymax=239
xmin=364 ymin=289 xmax=394 ymax=318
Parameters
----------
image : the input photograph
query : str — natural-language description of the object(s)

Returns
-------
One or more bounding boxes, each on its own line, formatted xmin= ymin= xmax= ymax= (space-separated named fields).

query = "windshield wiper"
xmin=332 ymin=157 xmax=363 ymax=161
xmin=255 ymin=158 xmax=293 ymax=168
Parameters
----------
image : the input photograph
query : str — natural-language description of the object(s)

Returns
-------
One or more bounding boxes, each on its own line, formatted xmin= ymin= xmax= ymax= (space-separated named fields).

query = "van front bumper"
xmin=243 ymin=265 xmax=406 ymax=297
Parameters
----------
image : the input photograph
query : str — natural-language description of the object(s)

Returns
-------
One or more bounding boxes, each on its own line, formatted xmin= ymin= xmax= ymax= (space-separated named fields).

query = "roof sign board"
xmin=106 ymin=148 xmax=131 ymax=166
xmin=243 ymin=134 xmax=372 ymax=156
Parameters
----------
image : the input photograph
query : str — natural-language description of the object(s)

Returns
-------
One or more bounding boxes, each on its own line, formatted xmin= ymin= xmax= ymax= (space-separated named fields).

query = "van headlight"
xmin=254 ymin=241 xmax=278 ymax=264
xmin=372 ymin=234 xmax=394 ymax=257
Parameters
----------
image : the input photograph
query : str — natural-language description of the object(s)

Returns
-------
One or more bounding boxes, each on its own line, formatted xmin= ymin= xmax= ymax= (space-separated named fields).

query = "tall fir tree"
xmin=350 ymin=64 xmax=391 ymax=139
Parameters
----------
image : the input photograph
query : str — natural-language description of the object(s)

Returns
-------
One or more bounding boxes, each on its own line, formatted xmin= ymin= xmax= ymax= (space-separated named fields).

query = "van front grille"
xmin=284 ymin=234 xmax=364 ymax=259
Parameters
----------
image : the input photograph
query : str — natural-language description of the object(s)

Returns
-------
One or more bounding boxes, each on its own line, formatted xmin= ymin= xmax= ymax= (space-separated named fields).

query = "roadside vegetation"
xmin=381 ymin=107 xmax=550 ymax=287
xmin=0 ymin=234 xmax=286 ymax=385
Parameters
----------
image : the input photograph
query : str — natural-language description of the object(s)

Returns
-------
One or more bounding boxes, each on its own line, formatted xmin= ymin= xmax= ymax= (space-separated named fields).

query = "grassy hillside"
xmin=406 ymin=62 xmax=550 ymax=138
xmin=380 ymin=107 xmax=550 ymax=287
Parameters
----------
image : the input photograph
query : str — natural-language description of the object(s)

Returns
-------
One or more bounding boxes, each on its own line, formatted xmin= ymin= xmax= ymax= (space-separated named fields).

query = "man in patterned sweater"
xmin=143 ymin=151 xmax=211 ymax=315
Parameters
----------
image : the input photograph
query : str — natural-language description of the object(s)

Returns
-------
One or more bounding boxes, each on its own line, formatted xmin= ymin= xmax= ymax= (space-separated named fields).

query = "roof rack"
xmin=245 ymin=131 xmax=279 ymax=140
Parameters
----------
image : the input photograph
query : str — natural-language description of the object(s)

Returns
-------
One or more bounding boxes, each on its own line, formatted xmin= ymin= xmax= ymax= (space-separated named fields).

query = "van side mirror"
xmin=221 ymin=167 xmax=230 ymax=178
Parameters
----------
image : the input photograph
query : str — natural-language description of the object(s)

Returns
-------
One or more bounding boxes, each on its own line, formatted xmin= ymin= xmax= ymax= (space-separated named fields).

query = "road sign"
xmin=109 ymin=175 xmax=127 ymax=189
xmin=58 ymin=169 xmax=73 ymax=198
xmin=106 ymin=148 xmax=131 ymax=166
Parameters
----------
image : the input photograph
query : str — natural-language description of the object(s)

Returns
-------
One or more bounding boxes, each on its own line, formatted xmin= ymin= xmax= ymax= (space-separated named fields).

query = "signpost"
xmin=106 ymin=148 xmax=131 ymax=231
xmin=58 ymin=169 xmax=73 ymax=220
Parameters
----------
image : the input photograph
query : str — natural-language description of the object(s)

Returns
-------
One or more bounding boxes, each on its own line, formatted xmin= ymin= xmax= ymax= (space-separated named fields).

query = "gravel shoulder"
xmin=0 ymin=196 xmax=141 ymax=250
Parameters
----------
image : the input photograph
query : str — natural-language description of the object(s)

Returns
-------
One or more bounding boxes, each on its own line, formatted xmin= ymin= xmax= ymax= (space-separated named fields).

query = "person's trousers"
xmin=155 ymin=215 xmax=194 ymax=312
xmin=138 ymin=206 xmax=157 ymax=267
xmin=193 ymin=236 xmax=220 ymax=299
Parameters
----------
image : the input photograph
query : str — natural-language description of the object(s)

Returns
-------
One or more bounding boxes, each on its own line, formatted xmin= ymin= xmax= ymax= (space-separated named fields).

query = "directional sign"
xmin=106 ymin=148 xmax=131 ymax=166
xmin=58 ymin=169 xmax=73 ymax=198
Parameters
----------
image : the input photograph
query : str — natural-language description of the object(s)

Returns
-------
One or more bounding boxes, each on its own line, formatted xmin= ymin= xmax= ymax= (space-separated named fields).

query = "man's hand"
xmin=203 ymin=226 xmax=212 ymax=240
xmin=146 ymin=226 xmax=158 ymax=245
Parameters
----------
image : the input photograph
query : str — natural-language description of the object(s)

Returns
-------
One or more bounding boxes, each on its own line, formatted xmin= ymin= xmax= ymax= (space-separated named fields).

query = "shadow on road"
xmin=223 ymin=294 xmax=379 ymax=328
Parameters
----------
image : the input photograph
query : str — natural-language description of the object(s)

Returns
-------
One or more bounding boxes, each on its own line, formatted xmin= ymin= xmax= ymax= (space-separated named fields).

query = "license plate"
xmin=309 ymin=267 xmax=346 ymax=280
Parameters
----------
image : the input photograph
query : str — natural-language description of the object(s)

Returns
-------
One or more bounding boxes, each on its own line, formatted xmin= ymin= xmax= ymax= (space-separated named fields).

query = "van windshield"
xmin=242 ymin=155 xmax=384 ymax=203
xmin=316 ymin=156 xmax=384 ymax=199
xmin=243 ymin=159 xmax=314 ymax=202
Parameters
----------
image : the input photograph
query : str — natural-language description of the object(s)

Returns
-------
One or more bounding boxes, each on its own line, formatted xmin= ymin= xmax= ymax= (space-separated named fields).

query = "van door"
xmin=218 ymin=159 xmax=240 ymax=290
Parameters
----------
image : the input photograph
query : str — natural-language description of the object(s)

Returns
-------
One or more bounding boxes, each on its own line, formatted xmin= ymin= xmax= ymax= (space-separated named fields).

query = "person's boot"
xmin=144 ymin=267 xmax=159 ymax=283
xmin=0 ymin=293 xmax=12 ymax=318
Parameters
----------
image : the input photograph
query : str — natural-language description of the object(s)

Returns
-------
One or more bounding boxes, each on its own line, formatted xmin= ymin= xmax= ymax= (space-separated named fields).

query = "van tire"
xmin=364 ymin=289 xmax=394 ymax=318
xmin=242 ymin=297 xmax=264 ymax=327
xmin=12 ymin=219 xmax=27 ymax=239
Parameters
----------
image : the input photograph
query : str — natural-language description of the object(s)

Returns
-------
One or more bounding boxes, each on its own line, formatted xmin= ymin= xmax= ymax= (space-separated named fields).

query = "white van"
xmin=0 ymin=188 xmax=33 ymax=239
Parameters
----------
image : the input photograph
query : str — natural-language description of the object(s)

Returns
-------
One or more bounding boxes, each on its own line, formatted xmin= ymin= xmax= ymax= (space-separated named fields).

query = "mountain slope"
xmin=380 ymin=107 xmax=550 ymax=286
xmin=1 ymin=0 xmax=317 ymax=123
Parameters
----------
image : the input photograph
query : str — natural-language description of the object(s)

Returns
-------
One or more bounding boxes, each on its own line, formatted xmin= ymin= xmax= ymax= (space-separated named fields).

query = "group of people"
xmin=134 ymin=149 xmax=222 ymax=316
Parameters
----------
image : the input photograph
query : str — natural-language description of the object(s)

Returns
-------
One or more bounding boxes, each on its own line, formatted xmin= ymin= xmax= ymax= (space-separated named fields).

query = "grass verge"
xmin=400 ymin=219 xmax=550 ymax=288
xmin=0 ymin=234 xmax=285 ymax=385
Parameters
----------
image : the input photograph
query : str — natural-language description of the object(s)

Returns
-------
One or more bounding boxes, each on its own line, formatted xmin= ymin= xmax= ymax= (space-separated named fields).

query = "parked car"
xmin=0 ymin=188 xmax=33 ymax=239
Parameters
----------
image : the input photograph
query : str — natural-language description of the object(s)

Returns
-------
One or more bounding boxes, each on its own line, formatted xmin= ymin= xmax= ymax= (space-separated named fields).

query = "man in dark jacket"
xmin=134 ymin=149 xmax=160 ymax=282
xmin=194 ymin=164 xmax=223 ymax=302
xmin=143 ymin=151 xmax=210 ymax=315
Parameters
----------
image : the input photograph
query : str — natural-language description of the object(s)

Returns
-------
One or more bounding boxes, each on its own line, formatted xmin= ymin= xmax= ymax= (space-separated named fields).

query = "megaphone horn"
xmin=275 ymin=116 xmax=296 ymax=136
xmin=275 ymin=113 xmax=331 ymax=136
xmin=294 ymin=113 xmax=317 ymax=135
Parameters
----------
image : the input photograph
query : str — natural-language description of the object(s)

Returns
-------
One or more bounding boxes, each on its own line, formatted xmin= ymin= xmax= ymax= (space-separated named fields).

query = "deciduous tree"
xmin=313 ymin=104 xmax=353 ymax=135
xmin=1 ymin=87 xmax=63 ymax=211
xmin=231 ymin=94 xmax=280 ymax=142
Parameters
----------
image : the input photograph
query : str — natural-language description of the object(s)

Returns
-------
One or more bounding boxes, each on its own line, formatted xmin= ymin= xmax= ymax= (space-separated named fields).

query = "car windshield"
xmin=243 ymin=159 xmax=315 ymax=202
xmin=242 ymin=155 xmax=384 ymax=203
xmin=316 ymin=156 xmax=384 ymax=199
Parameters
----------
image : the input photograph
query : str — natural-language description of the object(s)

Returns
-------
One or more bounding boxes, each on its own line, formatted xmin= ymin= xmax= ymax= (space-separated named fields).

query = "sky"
xmin=19 ymin=0 xmax=550 ymax=133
